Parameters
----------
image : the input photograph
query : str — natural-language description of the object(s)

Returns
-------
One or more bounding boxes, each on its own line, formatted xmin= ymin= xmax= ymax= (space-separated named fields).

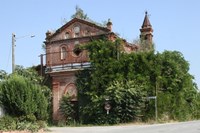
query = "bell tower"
xmin=140 ymin=11 xmax=153 ymax=48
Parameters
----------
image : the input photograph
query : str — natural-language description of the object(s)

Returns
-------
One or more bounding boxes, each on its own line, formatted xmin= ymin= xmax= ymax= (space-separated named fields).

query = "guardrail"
xmin=45 ymin=62 xmax=91 ymax=73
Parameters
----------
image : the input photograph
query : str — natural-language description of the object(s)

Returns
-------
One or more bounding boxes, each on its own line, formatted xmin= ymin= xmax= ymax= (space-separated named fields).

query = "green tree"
xmin=156 ymin=51 xmax=200 ymax=120
xmin=71 ymin=6 xmax=107 ymax=27
xmin=0 ymin=74 xmax=48 ymax=120
xmin=71 ymin=5 xmax=88 ymax=19
xmin=14 ymin=65 xmax=43 ymax=84
xmin=0 ymin=66 xmax=50 ymax=120
xmin=76 ymin=38 xmax=200 ymax=124
xmin=77 ymin=39 xmax=124 ymax=124
xmin=59 ymin=94 xmax=78 ymax=125
xmin=0 ymin=70 xmax=7 ymax=81
xmin=77 ymin=39 xmax=150 ymax=124
xmin=15 ymin=65 xmax=52 ymax=120
xmin=105 ymin=80 xmax=147 ymax=123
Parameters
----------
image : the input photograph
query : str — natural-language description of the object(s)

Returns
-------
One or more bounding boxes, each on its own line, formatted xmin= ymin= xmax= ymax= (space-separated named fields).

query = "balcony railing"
xmin=40 ymin=50 xmax=91 ymax=73
xmin=45 ymin=62 xmax=91 ymax=73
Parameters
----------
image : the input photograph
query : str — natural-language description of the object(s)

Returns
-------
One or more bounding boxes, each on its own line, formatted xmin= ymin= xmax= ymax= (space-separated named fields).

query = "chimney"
xmin=45 ymin=30 xmax=53 ymax=41
xmin=46 ymin=30 xmax=52 ymax=38
xmin=106 ymin=19 xmax=112 ymax=31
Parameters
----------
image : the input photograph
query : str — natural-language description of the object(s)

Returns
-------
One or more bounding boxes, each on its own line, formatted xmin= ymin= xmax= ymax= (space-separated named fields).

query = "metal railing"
xmin=45 ymin=62 xmax=91 ymax=73
xmin=40 ymin=50 xmax=91 ymax=73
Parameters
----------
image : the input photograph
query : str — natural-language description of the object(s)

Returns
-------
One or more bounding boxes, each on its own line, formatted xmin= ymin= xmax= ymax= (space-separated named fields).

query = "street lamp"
xmin=12 ymin=33 xmax=35 ymax=73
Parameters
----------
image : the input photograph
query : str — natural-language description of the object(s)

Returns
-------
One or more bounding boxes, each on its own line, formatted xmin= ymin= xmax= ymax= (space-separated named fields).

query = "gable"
xmin=47 ymin=18 xmax=110 ymax=42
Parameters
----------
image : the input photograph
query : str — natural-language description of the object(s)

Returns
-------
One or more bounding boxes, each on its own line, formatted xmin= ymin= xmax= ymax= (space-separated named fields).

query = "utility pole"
xmin=11 ymin=33 xmax=35 ymax=73
xmin=155 ymin=79 xmax=158 ymax=122
xmin=12 ymin=33 xmax=16 ymax=73
xmin=40 ymin=54 xmax=44 ymax=76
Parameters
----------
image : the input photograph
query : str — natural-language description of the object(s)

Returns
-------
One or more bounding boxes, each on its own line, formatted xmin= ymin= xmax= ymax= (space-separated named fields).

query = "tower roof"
xmin=141 ymin=11 xmax=152 ymax=28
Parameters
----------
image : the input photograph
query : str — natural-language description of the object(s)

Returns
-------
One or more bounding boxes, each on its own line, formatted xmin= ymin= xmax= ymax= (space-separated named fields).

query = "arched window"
xmin=74 ymin=26 xmax=80 ymax=38
xmin=60 ymin=47 xmax=67 ymax=60
xmin=64 ymin=32 xmax=70 ymax=39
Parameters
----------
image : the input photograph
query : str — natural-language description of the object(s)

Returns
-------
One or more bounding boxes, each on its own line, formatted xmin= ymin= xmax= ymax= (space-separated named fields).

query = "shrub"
xmin=0 ymin=74 xmax=48 ymax=120
xmin=0 ymin=115 xmax=46 ymax=132
xmin=36 ymin=120 xmax=47 ymax=129
xmin=18 ymin=114 xmax=36 ymax=122
xmin=59 ymin=94 xmax=78 ymax=125
xmin=78 ymin=80 xmax=147 ymax=125
xmin=16 ymin=121 xmax=42 ymax=132
xmin=0 ymin=115 xmax=17 ymax=131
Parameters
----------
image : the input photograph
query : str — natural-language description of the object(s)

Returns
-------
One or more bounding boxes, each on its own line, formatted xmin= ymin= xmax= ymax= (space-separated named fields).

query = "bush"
xmin=16 ymin=121 xmax=40 ymax=132
xmin=0 ymin=115 xmax=17 ymax=131
xmin=36 ymin=120 xmax=47 ymax=129
xmin=18 ymin=114 xmax=36 ymax=122
xmin=0 ymin=74 xmax=48 ymax=120
xmin=78 ymin=80 xmax=147 ymax=125
xmin=0 ymin=115 xmax=46 ymax=132
xmin=59 ymin=94 xmax=78 ymax=125
xmin=106 ymin=80 xmax=147 ymax=123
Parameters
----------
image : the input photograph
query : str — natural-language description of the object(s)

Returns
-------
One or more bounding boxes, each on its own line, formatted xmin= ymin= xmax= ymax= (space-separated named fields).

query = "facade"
xmin=43 ymin=12 xmax=153 ymax=121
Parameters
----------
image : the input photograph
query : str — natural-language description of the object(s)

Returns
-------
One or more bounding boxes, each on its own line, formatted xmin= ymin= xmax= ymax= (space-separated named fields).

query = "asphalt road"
xmin=47 ymin=120 xmax=200 ymax=133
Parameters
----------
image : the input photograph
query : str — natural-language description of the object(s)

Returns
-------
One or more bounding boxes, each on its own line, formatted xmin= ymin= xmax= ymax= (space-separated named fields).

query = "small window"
xmin=74 ymin=26 xmax=80 ymax=38
xmin=61 ymin=47 xmax=67 ymax=60
xmin=73 ymin=41 xmax=82 ymax=56
xmin=85 ymin=30 xmax=90 ymax=36
xmin=64 ymin=32 xmax=70 ymax=39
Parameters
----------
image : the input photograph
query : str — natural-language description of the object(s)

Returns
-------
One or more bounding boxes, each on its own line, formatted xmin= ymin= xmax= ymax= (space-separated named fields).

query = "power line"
xmin=6 ymin=42 xmax=12 ymax=71
xmin=11 ymin=33 xmax=35 ymax=73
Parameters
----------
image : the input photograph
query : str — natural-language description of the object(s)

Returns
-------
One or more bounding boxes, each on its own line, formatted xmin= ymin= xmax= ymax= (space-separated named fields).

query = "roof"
xmin=141 ymin=11 xmax=152 ymax=28
xmin=47 ymin=17 xmax=110 ymax=40
xmin=45 ymin=17 xmax=139 ymax=53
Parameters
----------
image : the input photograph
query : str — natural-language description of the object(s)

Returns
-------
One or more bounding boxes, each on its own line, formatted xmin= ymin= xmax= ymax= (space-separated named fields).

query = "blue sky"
xmin=0 ymin=0 xmax=199 ymax=88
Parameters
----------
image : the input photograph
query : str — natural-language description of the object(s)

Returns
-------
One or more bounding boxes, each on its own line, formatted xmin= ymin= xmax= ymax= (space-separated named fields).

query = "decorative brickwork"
xmin=43 ymin=13 xmax=153 ymax=121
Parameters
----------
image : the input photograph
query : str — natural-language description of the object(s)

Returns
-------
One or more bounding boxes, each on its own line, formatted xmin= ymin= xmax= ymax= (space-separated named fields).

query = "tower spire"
xmin=142 ymin=11 xmax=152 ymax=28
xmin=140 ymin=11 xmax=153 ymax=49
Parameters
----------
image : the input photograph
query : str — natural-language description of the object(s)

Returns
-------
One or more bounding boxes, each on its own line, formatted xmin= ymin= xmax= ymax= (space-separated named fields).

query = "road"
xmin=47 ymin=120 xmax=200 ymax=133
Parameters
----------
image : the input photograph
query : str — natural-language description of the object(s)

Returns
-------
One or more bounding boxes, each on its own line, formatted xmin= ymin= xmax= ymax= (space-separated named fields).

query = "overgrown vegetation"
xmin=0 ymin=66 xmax=50 ymax=132
xmin=74 ymin=38 xmax=200 ymax=125
xmin=1 ymin=6 xmax=199 ymax=127
xmin=70 ymin=5 xmax=107 ymax=27
xmin=0 ymin=115 xmax=46 ymax=132
xmin=59 ymin=94 xmax=78 ymax=125
xmin=71 ymin=5 xmax=89 ymax=20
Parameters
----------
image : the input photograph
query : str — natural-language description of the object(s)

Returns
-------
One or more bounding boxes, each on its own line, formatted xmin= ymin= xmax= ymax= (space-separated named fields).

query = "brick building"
xmin=43 ymin=12 xmax=153 ymax=121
